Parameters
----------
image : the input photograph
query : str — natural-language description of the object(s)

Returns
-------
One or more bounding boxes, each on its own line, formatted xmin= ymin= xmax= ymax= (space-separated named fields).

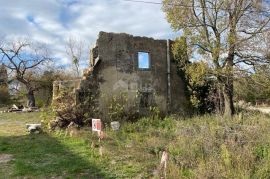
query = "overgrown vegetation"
xmin=102 ymin=112 xmax=270 ymax=178
xmin=163 ymin=0 xmax=270 ymax=118
xmin=51 ymin=90 xmax=95 ymax=129
xmin=172 ymin=37 xmax=215 ymax=114
xmin=52 ymin=91 xmax=141 ymax=129
xmin=0 ymin=1 xmax=269 ymax=178
xmin=234 ymin=65 xmax=270 ymax=105
xmin=1 ymin=111 xmax=270 ymax=178
xmin=104 ymin=92 xmax=140 ymax=124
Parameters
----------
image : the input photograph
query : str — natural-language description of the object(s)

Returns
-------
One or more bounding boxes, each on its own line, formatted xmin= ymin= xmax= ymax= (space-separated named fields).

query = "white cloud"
xmin=0 ymin=0 xmax=177 ymax=68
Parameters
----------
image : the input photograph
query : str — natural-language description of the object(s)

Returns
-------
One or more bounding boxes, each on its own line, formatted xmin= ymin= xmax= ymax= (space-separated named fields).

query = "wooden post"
xmin=160 ymin=150 xmax=169 ymax=179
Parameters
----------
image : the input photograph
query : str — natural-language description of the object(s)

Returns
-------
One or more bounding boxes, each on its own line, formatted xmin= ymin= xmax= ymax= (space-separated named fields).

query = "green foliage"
xmin=163 ymin=0 xmax=270 ymax=117
xmin=108 ymin=93 xmax=128 ymax=123
xmin=40 ymin=107 xmax=56 ymax=128
xmin=102 ymin=92 xmax=139 ymax=125
xmin=220 ymin=144 xmax=231 ymax=168
xmin=172 ymin=37 xmax=189 ymax=69
xmin=0 ymin=85 xmax=10 ymax=105
xmin=254 ymin=144 xmax=270 ymax=160
xmin=186 ymin=62 xmax=209 ymax=87
xmin=234 ymin=65 xmax=270 ymax=104
xmin=186 ymin=62 xmax=214 ymax=112
xmin=35 ymin=70 xmax=73 ymax=107
xmin=172 ymin=37 xmax=214 ymax=113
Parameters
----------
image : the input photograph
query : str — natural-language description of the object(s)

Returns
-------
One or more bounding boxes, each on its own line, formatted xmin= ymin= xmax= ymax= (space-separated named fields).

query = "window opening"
xmin=138 ymin=52 xmax=150 ymax=69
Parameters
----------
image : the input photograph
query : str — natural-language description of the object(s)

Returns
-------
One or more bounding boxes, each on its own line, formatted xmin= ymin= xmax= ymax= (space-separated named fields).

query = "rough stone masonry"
xmin=53 ymin=32 xmax=187 ymax=119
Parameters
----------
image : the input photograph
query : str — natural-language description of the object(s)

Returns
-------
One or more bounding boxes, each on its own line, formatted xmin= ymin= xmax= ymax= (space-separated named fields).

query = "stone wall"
xmin=53 ymin=80 xmax=81 ymax=101
xmin=81 ymin=32 xmax=185 ymax=118
xmin=53 ymin=32 xmax=187 ymax=120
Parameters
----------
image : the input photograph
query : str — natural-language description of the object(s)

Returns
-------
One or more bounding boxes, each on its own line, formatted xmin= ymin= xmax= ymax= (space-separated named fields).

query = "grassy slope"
xmin=1 ymin=112 xmax=270 ymax=178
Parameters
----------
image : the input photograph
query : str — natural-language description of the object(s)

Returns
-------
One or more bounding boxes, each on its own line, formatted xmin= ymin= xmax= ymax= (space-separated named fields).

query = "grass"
xmin=0 ymin=112 xmax=116 ymax=178
xmin=1 ymin=111 xmax=270 ymax=178
xmin=100 ymin=113 xmax=270 ymax=178
xmin=0 ymin=112 xmax=42 ymax=136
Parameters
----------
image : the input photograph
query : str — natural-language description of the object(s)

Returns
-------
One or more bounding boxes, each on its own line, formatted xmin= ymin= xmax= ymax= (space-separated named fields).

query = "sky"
xmin=138 ymin=52 xmax=150 ymax=69
xmin=0 ymin=0 xmax=178 ymax=67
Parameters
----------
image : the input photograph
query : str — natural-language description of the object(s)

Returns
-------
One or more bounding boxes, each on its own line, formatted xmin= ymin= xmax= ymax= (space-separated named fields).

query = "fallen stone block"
xmin=26 ymin=123 xmax=42 ymax=133
xmin=22 ymin=108 xmax=33 ymax=112
xmin=12 ymin=104 xmax=19 ymax=109
xmin=111 ymin=121 xmax=120 ymax=131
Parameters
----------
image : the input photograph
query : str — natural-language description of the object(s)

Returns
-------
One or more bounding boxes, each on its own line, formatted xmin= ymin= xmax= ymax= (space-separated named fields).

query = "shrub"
xmin=102 ymin=92 xmax=139 ymax=125
xmin=51 ymin=90 xmax=96 ymax=129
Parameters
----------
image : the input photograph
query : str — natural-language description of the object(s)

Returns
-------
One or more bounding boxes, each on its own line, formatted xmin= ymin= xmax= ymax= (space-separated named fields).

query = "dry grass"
xmin=0 ymin=112 xmax=42 ymax=136
xmin=91 ymin=112 xmax=270 ymax=178
xmin=1 ymin=111 xmax=270 ymax=178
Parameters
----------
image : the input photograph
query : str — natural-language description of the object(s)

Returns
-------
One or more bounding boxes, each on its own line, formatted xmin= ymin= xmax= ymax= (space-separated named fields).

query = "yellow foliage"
xmin=186 ymin=61 xmax=209 ymax=86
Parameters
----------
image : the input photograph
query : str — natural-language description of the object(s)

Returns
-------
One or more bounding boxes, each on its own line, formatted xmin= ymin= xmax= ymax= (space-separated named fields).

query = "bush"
xmin=102 ymin=92 xmax=140 ymax=125
xmin=51 ymin=90 xmax=96 ymax=129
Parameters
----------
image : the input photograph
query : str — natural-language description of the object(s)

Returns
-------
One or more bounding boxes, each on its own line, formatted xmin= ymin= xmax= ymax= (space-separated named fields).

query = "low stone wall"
xmin=52 ymin=80 xmax=81 ymax=101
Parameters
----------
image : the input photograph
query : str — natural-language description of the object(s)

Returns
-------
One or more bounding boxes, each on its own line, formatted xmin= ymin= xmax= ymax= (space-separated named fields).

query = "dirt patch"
xmin=0 ymin=154 xmax=13 ymax=163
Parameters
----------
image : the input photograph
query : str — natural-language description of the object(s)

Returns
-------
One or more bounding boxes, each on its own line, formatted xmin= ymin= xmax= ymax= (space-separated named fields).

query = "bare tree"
xmin=65 ymin=36 xmax=84 ymax=77
xmin=163 ymin=0 xmax=270 ymax=117
xmin=0 ymin=38 xmax=51 ymax=107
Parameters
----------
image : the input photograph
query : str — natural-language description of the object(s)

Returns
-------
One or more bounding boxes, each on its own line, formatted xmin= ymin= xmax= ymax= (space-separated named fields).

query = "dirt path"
xmin=248 ymin=106 xmax=270 ymax=114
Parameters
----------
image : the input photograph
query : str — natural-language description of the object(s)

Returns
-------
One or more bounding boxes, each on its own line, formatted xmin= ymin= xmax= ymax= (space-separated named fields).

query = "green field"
xmin=0 ymin=112 xmax=115 ymax=178
xmin=1 ymin=111 xmax=270 ymax=178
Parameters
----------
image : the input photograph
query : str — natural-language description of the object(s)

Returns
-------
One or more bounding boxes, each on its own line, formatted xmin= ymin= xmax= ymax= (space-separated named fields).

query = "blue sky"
xmin=138 ymin=52 xmax=150 ymax=69
xmin=0 ymin=0 xmax=177 ymax=67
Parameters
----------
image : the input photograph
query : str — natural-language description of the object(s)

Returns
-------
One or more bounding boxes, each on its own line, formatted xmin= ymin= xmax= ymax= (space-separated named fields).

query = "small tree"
xmin=34 ymin=70 xmax=71 ymax=107
xmin=65 ymin=36 xmax=84 ymax=77
xmin=0 ymin=39 xmax=51 ymax=107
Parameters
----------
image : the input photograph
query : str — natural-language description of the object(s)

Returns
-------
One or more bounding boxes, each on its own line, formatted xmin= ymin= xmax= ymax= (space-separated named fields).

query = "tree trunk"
xmin=223 ymin=79 xmax=234 ymax=118
xmin=27 ymin=90 xmax=36 ymax=107
xmin=217 ymin=85 xmax=224 ymax=114
xmin=223 ymin=54 xmax=235 ymax=118
xmin=222 ymin=14 xmax=236 ymax=118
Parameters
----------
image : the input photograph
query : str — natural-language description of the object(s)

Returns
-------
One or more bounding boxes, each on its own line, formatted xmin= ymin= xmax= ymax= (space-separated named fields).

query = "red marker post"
xmin=92 ymin=119 xmax=103 ymax=142
xmin=92 ymin=119 xmax=102 ymax=132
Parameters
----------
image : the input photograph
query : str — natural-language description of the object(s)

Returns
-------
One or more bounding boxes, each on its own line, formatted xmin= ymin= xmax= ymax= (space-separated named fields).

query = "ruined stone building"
xmin=53 ymin=32 xmax=186 ymax=119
